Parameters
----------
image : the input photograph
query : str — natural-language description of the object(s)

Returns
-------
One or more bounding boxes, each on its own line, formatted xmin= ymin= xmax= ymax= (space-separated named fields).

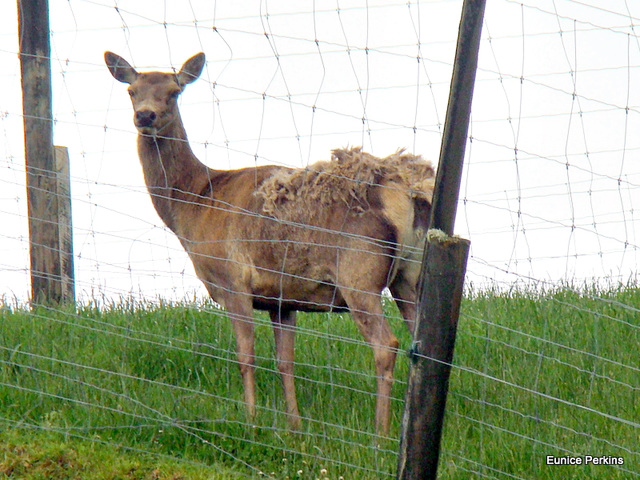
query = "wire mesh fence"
xmin=1 ymin=0 xmax=639 ymax=478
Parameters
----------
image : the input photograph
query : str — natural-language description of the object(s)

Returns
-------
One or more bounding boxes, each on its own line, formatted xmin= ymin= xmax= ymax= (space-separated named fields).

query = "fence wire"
xmin=1 ymin=0 xmax=639 ymax=478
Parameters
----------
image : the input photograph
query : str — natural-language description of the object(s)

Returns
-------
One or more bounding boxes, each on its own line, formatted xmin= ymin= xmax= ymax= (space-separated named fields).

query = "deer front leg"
xmin=270 ymin=309 xmax=301 ymax=430
xmin=227 ymin=296 xmax=257 ymax=421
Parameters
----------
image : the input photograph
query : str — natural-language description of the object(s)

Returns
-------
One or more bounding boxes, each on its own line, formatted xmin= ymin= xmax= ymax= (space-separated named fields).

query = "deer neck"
xmin=136 ymin=118 xmax=214 ymax=233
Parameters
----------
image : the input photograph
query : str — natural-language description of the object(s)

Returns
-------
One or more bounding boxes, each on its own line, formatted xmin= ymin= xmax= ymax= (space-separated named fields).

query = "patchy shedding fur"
xmin=257 ymin=147 xmax=435 ymax=217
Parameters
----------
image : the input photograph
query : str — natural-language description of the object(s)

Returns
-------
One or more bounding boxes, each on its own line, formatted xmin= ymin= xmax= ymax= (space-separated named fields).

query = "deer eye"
xmin=169 ymin=90 xmax=180 ymax=100
xmin=128 ymin=89 xmax=135 ymax=98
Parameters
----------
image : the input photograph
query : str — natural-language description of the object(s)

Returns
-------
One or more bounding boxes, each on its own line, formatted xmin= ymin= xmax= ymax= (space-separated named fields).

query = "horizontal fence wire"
xmin=1 ymin=0 xmax=640 ymax=478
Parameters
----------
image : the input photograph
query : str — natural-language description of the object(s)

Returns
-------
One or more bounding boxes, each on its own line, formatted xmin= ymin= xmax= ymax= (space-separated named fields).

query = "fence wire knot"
xmin=407 ymin=340 xmax=422 ymax=364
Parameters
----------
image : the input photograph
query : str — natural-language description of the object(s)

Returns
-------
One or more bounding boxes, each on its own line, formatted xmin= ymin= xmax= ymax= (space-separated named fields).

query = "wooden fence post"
xmin=54 ymin=145 xmax=75 ymax=303
xmin=397 ymin=233 xmax=470 ymax=479
xmin=18 ymin=0 xmax=75 ymax=305
xmin=397 ymin=0 xmax=486 ymax=478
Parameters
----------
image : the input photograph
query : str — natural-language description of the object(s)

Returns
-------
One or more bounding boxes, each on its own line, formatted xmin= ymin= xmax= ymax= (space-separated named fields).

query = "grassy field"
xmin=0 ymin=286 xmax=638 ymax=479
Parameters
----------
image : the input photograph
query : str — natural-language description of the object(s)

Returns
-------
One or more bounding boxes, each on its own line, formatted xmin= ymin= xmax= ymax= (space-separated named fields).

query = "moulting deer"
xmin=104 ymin=51 xmax=435 ymax=435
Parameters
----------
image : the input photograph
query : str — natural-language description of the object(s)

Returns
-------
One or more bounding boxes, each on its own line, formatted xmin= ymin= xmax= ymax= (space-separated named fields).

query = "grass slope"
xmin=1 ymin=287 xmax=638 ymax=479
xmin=0 ymin=428 xmax=236 ymax=479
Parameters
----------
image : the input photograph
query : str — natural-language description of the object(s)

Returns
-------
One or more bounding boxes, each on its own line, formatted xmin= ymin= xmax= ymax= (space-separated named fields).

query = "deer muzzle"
xmin=134 ymin=109 xmax=158 ymax=135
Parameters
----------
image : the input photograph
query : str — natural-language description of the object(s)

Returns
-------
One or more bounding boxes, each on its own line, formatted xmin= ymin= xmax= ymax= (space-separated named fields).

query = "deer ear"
xmin=105 ymin=52 xmax=138 ymax=84
xmin=176 ymin=52 xmax=205 ymax=86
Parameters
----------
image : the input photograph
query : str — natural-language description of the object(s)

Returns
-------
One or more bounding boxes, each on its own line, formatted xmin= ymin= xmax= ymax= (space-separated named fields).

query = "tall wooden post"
xmin=18 ymin=0 xmax=75 ymax=304
xmin=397 ymin=0 xmax=486 ymax=478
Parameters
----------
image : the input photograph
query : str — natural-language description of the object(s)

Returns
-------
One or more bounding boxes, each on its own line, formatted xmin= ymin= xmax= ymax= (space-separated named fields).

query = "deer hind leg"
xmin=389 ymin=268 xmax=419 ymax=336
xmin=341 ymin=288 xmax=399 ymax=436
xmin=225 ymin=295 xmax=257 ymax=421
xmin=269 ymin=309 xmax=301 ymax=430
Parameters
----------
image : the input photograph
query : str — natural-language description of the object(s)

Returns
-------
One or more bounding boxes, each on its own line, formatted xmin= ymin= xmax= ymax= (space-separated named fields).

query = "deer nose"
xmin=135 ymin=110 xmax=157 ymax=127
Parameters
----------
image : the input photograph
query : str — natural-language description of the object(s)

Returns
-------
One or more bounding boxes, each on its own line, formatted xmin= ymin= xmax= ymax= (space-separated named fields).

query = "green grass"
xmin=0 ymin=428 xmax=234 ymax=479
xmin=443 ymin=286 xmax=640 ymax=479
xmin=0 ymin=286 xmax=638 ymax=479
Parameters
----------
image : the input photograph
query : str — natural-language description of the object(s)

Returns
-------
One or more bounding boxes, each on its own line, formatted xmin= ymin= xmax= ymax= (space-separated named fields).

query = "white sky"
xmin=1 ymin=0 xmax=639 ymax=303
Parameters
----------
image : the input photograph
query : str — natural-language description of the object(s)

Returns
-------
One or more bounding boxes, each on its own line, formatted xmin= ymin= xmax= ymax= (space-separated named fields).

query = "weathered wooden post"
xmin=397 ymin=0 xmax=486 ymax=478
xmin=54 ymin=145 xmax=75 ymax=302
xmin=18 ymin=0 xmax=75 ymax=304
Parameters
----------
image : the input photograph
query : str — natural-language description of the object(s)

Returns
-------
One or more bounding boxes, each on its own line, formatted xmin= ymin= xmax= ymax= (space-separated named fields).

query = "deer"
xmin=104 ymin=51 xmax=435 ymax=435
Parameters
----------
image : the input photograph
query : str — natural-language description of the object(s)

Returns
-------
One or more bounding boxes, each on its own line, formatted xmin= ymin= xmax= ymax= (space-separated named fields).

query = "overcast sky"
xmin=1 ymin=0 xmax=639 ymax=303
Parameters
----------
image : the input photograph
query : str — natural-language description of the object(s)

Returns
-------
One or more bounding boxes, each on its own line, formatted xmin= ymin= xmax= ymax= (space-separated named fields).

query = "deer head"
xmin=104 ymin=52 xmax=206 ymax=136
